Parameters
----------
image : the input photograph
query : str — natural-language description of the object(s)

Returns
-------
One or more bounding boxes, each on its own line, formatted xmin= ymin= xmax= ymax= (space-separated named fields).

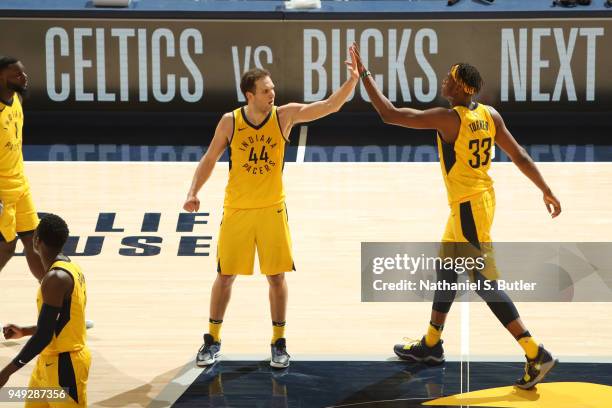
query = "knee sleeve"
xmin=432 ymin=266 xmax=458 ymax=314
xmin=474 ymin=275 xmax=520 ymax=326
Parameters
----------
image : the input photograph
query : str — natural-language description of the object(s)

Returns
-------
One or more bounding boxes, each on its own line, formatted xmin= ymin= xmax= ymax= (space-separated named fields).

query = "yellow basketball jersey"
xmin=223 ymin=106 xmax=288 ymax=209
xmin=437 ymin=103 xmax=496 ymax=204
xmin=0 ymin=95 xmax=24 ymax=178
xmin=37 ymin=258 xmax=87 ymax=356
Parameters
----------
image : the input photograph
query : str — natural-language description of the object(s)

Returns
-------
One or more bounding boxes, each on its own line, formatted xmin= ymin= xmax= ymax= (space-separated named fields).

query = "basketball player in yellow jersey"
xmin=352 ymin=45 xmax=562 ymax=389
xmin=183 ymin=46 xmax=359 ymax=368
xmin=0 ymin=214 xmax=90 ymax=407
xmin=0 ymin=56 xmax=45 ymax=282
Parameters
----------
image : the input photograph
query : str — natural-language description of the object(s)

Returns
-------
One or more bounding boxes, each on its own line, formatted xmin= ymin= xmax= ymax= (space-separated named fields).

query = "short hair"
xmin=452 ymin=63 xmax=484 ymax=94
xmin=37 ymin=214 xmax=70 ymax=251
xmin=240 ymin=68 xmax=271 ymax=97
xmin=0 ymin=56 xmax=19 ymax=72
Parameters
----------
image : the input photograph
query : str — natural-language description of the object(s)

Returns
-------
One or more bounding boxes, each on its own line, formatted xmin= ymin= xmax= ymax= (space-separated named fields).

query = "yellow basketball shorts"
xmin=217 ymin=202 xmax=295 ymax=275
xmin=441 ymin=189 xmax=498 ymax=280
xmin=0 ymin=178 xmax=39 ymax=242
xmin=25 ymin=348 xmax=91 ymax=408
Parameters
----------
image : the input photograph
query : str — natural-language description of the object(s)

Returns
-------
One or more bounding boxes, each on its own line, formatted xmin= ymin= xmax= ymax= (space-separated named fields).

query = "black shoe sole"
xmin=394 ymin=349 xmax=445 ymax=366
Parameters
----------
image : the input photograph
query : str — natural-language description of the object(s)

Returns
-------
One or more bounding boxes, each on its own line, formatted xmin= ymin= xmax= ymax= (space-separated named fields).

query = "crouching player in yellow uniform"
xmin=0 ymin=214 xmax=90 ymax=407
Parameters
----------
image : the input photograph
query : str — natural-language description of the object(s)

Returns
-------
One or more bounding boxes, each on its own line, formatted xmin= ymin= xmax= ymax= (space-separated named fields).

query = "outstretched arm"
xmin=350 ymin=45 xmax=458 ymax=140
xmin=490 ymin=107 xmax=561 ymax=218
xmin=0 ymin=270 xmax=72 ymax=388
xmin=277 ymin=46 xmax=359 ymax=130
xmin=183 ymin=113 xmax=232 ymax=212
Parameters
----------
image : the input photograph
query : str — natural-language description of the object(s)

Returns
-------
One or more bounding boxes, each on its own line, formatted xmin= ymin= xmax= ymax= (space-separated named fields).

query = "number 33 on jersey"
xmin=437 ymin=103 xmax=496 ymax=204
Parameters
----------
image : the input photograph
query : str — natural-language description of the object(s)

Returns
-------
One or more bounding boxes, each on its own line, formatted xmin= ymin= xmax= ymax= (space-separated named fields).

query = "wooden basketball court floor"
xmin=0 ymin=161 xmax=611 ymax=406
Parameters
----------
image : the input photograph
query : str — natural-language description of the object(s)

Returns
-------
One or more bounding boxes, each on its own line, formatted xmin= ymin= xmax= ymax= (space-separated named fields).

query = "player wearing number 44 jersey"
xmin=352 ymin=44 xmax=562 ymax=389
xmin=184 ymin=46 xmax=360 ymax=368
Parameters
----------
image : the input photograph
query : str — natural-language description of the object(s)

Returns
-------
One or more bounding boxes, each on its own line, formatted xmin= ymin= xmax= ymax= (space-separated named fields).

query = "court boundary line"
xmin=461 ymin=300 xmax=470 ymax=393
xmin=297 ymin=125 xmax=308 ymax=163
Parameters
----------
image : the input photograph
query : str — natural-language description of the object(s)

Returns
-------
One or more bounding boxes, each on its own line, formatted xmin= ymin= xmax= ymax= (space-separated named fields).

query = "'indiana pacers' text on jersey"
xmin=37 ymin=258 xmax=87 ymax=356
xmin=0 ymin=95 xmax=24 ymax=177
xmin=437 ymin=103 xmax=496 ymax=204
xmin=224 ymin=106 xmax=287 ymax=209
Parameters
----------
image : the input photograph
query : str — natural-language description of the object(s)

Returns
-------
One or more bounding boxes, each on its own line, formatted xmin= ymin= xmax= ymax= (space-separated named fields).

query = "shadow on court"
xmin=172 ymin=360 xmax=612 ymax=407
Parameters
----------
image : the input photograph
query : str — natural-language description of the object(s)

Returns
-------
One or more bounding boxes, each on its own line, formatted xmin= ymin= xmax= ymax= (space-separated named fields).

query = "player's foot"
xmin=270 ymin=338 xmax=290 ymax=369
xmin=85 ymin=320 xmax=94 ymax=330
xmin=515 ymin=345 xmax=558 ymax=389
xmin=394 ymin=336 xmax=445 ymax=365
xmin=196 ymin=333 xmax=221 ymax=367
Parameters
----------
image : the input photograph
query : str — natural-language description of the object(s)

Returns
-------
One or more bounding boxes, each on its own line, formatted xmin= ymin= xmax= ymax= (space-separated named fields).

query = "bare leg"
xmin=20 ymin=234 xmax=45 ymax=282
xmin=506 ymin=317 xmax=528 ymax=338
xmin=267 ymin=273 xmax=288 ymax=323
xmin=430 ymin=310 xmax=448 ymax=327
xmin=209 ymin=274 xmax=237 ymax=321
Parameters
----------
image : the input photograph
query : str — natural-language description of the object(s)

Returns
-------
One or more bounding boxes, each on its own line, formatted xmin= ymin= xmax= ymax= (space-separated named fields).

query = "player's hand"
xmin=350 ymin=42 xmax=367 ymax=76
xmin=346 ymin=44 xmax=359 ymax=81
xmin=183 ymin=195 xmax=200 ymax=212
xmin=543 ymin=191 xmax=561 ymax=218
xmin=3 ymin=324 xmax=26 ymax=340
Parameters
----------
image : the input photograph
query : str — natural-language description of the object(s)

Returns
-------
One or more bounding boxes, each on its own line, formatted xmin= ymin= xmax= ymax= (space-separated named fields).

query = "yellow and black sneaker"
xmin=515 ymin=345 xmax=558 ymax=389
xmin=393 ymin=336 xmax=445 ymax=365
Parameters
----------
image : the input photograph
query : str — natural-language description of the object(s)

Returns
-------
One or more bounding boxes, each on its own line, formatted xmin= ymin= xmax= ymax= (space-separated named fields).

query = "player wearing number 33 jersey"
xmin=437 ymin=101 xmax=496 ymax=244
xmin=353 ymin=47 xmax=562 ymax=390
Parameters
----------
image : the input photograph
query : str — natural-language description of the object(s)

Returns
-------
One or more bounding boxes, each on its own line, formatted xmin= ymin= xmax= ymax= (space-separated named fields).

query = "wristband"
xmin=360 ymin=70 xmax=371 ymax=79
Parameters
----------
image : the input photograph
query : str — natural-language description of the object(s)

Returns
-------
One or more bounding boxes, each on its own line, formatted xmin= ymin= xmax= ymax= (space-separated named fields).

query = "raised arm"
xmin=183 ymin=113 xmax=232 ymax=212
xmin=490 ymin=107 xmax=561 ymax=218
xmin=350 ymin=45 xmax=459 ymax=141
xmin=0 ymin=270 xmax=72 ymax=387
xmin=277 ymin=46 xmax=359 ymax=132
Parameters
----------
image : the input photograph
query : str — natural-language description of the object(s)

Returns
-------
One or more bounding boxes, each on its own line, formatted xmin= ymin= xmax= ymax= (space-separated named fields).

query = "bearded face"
xmin=1 ymin=61 xmax=28 ymax=96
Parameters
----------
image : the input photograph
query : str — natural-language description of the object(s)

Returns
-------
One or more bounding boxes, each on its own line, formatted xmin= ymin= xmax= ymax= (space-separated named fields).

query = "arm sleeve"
xmin=12 ymin=304 xmax=61 ymax=368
